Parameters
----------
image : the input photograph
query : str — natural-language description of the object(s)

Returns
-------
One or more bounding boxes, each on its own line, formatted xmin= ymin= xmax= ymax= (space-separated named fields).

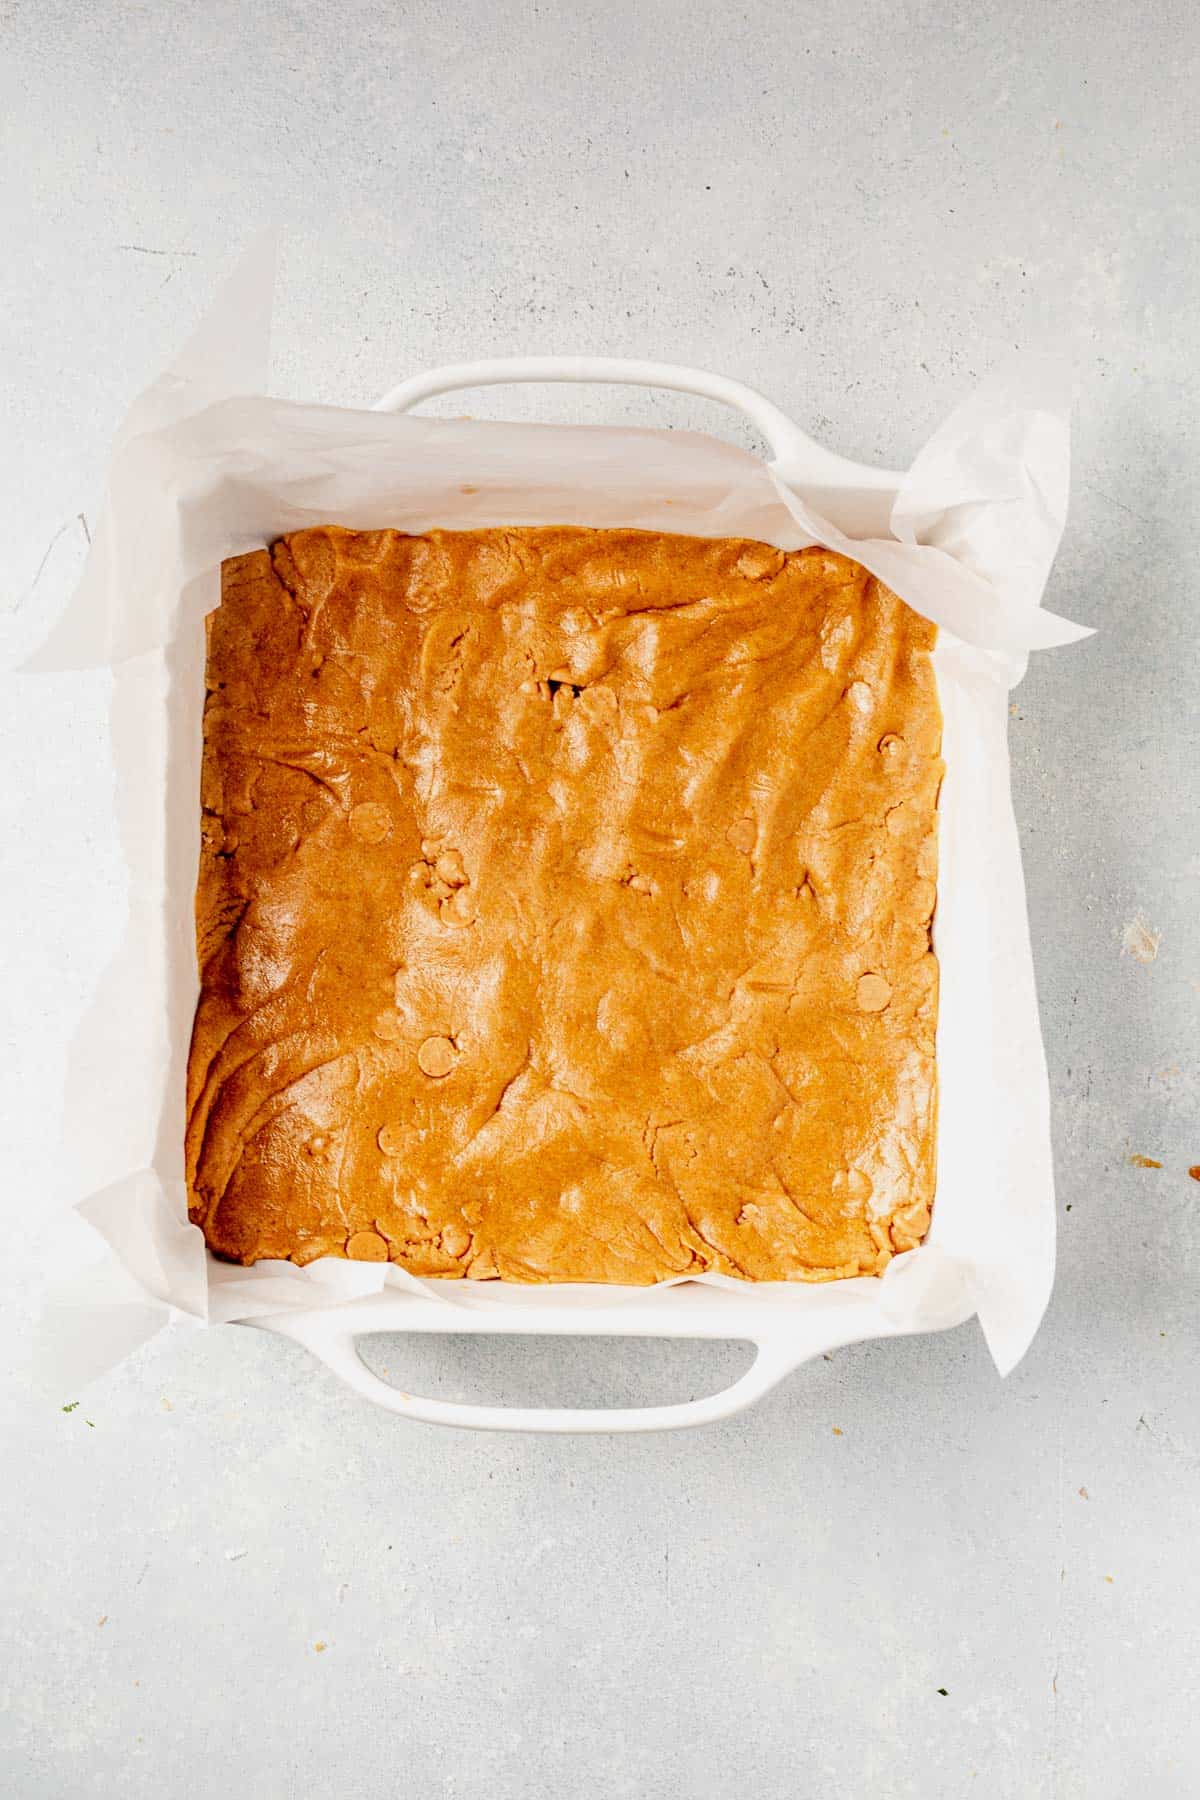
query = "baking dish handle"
xmin=261 ymin=1309 xmax=813 ymax=1433
xmin=372 ymin=356 xmax=903 ymax=492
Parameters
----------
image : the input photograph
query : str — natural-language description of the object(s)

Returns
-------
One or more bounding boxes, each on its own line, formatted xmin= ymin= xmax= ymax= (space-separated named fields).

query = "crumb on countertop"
xmin=1121 ymin=915 xmax=1161 ymax=964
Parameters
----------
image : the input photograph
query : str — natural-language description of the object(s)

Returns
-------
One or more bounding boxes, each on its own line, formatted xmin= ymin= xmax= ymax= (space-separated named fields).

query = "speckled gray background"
xmin=3 ymin=2 xmax=1198 ymax=1795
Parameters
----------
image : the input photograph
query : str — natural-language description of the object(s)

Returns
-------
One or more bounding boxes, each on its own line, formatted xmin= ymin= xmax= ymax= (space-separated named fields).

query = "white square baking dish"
xmin=40 ymin=253 xmax=1087 ymax=1429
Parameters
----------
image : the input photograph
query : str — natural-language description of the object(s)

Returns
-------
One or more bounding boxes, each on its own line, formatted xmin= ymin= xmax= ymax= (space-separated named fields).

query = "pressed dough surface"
xmin=187 ymin=525 xmax=941 ymax=1282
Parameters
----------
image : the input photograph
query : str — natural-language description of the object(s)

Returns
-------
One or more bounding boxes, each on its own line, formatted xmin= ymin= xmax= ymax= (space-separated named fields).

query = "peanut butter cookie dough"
xmin=187 ymin=525 xmax=941 ymax=1282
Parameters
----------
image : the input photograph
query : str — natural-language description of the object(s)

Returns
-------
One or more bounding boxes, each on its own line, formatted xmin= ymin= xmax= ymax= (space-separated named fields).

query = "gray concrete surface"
xmin=3 ymin=2 xmax=1198 ymax=1795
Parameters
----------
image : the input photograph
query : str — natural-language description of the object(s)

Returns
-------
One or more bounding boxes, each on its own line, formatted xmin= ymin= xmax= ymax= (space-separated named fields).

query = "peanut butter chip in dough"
xmin=349 ymin=802 xmax=391 ymax=843
xmin=373 ymin=1010 xmax=405 ymax=1042
xmin=736 ymin=544 xmax=785 ymax=580
xmin=856 ymin=972 xmax=893 ymax=1012
xmin=441 ymin=1222 xmax=471 ymax=1258
xmin=346 ymin=1230 xmax=389 ymax=1261
xmin=899 ymin=878 xmax=937 ymax=924
xmin=417 ymin=1035 xmax=457 ymax=1078
xmin=435 ymin=851 xmax=467 ymax=886
xmin=726 ymin=818 xmax=756 ymax=854
xmin=377 ymin=1123 xmax=406 ymax=1155
xmin=440 ymin=888 xmax=477 ymax=927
